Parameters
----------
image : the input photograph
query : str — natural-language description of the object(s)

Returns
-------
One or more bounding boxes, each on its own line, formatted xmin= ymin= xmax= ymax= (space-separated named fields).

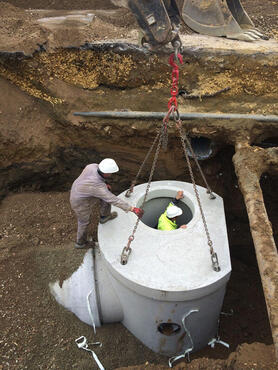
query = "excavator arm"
xmin=119 ymin=0 xmax=267 ymax=48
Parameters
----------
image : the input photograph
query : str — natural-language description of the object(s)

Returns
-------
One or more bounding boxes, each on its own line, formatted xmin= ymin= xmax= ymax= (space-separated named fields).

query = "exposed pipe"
xmin=74 ymin=111 xmax=278 ymax=123
xmin=188 ymin=137 xmax=213 ymax=160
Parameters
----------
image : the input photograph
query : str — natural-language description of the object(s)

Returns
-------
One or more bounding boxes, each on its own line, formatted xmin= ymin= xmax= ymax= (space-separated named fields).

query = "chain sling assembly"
xmin=168 ymin=48 xmax=220 ymax=273
xmin=175 ymin=118 xmax=220 ymax=272
xmin=125 ymin=131 xmax=160 ymax=198
xmin=121 ymin=45 xmax=220 ymax=272
xmin=121 ymin=123 xmax=167 ymax=265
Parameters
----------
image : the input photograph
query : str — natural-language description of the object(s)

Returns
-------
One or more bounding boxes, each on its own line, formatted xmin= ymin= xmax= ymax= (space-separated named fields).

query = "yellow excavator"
xmin=114 ymin=0 xmax=267 ymax=49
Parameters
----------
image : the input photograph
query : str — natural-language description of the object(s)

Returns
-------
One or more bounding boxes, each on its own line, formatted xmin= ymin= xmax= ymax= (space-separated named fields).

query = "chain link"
xmin=121 ymin=124 xmax=165 ymax=265
xmin=161 ymin=105 xmax=176 ymax=151
xmin=176 ymin=119 xmax=220 ymax=272
xmin=121 ymin=51 xmax=220 ymax=271
xmin=125 ymin=131 xmax=160 ymax=197
xmin=168 ymin=53 xmax=183 ymax=110
xmin=162 ymin=119 xmax=168 ymax=151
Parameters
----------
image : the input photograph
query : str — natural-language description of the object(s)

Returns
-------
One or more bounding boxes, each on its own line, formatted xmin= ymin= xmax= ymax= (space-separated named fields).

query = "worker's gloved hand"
xmin=132 ymin=207 xmax=144 ymax=219
xmin=176 ymin=190 xmax=184 ymax=200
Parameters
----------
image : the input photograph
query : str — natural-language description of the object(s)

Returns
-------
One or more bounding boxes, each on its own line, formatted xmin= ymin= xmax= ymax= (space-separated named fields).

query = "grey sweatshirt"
xmin=70 ymin=163 xmax=131 ymax=212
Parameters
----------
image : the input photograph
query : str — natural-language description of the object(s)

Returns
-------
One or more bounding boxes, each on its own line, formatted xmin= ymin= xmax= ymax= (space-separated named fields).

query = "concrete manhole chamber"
xmin=51 ymin=180 xmax=231 ymax=357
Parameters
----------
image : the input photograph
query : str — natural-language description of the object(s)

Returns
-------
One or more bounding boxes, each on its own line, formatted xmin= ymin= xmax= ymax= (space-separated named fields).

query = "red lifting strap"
xmin=167 ymin=53 xmax=183 ymax=110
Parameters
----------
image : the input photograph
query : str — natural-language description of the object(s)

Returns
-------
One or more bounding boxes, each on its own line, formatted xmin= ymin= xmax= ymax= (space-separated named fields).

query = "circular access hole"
xmin=158 ymin=323 xmax=181 ymax=336
xmin=140 ymin=197 xmax=193 ymax=229
xmin=187 ymin=137 xmax=213 ymax=160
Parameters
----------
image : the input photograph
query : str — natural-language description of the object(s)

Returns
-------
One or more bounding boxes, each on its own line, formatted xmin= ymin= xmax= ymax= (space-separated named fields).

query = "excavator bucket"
xmin=174 ymin=0 xmax=265 ymax=41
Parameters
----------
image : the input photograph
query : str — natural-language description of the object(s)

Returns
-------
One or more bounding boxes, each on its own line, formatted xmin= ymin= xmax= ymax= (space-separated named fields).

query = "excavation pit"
xmin=0 ymin=0 xmax=278 ymax=368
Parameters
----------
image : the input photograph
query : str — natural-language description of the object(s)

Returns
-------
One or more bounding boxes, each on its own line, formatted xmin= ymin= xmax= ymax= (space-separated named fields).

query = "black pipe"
xmin=73 ymin=111 xmax=278 ymax=123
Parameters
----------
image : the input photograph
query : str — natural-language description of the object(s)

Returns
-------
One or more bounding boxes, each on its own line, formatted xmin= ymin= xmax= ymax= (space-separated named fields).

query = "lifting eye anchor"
xmin=125 ymin=189 xmax=132 ymax=198
xmin=211 ymin=252 xmax=221 ymax=272
xmin=172 ymin=39 xmax=183 ymax=64
xmin=207 ymin=189 xmax=216 ymax=199
xmin=121 ymin=246 xmax=132 ymax=265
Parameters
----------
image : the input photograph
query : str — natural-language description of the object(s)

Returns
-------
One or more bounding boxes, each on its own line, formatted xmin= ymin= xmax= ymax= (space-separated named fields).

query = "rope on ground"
xmin=75 ymin=336 xmax=104 ymax=370
xmin=168 ymin=309 xmax=199 ymax=367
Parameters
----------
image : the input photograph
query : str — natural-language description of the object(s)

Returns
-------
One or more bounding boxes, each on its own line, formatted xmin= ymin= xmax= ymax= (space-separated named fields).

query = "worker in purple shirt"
xmin=70 ymin=158 xmax=144 ymax=249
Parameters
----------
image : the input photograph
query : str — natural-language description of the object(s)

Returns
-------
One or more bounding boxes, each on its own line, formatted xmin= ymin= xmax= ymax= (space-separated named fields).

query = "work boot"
xmin=74 ymin=242 xmax=87 ymax=249
xmin=99 ymin=211 xmax=118 ymax=224
xmin=74 ymin=240 xmax=97 ymax=249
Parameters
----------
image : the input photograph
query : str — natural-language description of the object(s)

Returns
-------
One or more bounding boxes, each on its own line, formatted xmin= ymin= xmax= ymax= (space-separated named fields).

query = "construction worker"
xmin=157 ymin=190 xmax=187 ymax=231
xmin=70 ymin=158 xmax=144 ymax=249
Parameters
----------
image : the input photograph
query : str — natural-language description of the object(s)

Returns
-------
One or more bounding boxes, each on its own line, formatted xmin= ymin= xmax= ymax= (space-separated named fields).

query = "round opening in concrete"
xmin=158 ymin=323 xmax=181 ymax=336
xmin=139 ymin=196 xmax=193 ymax=229
xmin=187 ymin=137 xmax=212 ymax=160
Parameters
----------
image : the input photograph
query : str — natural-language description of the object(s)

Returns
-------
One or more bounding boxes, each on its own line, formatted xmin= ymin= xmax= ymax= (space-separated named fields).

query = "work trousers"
xmin=70 ymin=197 xmax=111 ymax=245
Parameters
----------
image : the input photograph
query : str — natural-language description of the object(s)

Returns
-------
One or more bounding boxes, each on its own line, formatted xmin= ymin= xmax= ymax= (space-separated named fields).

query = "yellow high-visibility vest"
xmin=157 ymin=202 xmax=178 ymax=231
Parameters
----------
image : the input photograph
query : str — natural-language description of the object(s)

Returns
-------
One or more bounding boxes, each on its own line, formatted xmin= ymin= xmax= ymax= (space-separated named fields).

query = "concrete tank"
xmin=51 ymin=180 xmax=231 ymax=357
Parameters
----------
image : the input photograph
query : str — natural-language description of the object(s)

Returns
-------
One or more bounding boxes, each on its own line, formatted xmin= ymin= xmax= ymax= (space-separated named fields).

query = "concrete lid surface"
xmin=98 ymin=181 xmax=231 ymax=300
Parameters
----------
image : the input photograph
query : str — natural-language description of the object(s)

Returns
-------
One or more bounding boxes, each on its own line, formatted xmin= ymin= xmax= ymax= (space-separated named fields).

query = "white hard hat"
xmin=98 ymin=158 xmax=119 ymax=174
xmin=166 ymin=205 xmax=183 ymax=219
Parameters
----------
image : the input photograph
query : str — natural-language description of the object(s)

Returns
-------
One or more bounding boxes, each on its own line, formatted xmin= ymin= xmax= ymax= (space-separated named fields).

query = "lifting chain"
xmin=167 ymin=51 xmax=215 ymax=198
xmin=175 ymin=117 xmax=220 ymax=272
xmin=168 ymin=51 xmax=183 ymax=110
xmin=121 ymin=124 xmax=165 ymax=265
xmin=125 ymin=131 xmax=160 ymax=198
xmin=181 ymin=129 xmax=215 ymax=199
xmin=168 ymin=48 xmax=220 ymax=272
xmin=161 ymin=105 xmax=176 ymax=151
xmin=121 ymin=47 xmax=220 ymax=271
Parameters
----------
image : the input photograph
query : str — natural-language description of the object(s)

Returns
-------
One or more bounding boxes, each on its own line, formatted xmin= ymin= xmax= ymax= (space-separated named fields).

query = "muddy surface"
xmin=0 ymin=0 xmax=278 ymax=369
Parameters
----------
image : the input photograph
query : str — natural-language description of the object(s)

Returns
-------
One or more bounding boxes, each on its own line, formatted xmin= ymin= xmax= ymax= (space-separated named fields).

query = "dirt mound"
xmin=226 ymin=342 xmax=276 ymax=369
xmin=0 ymin=2 xmax=137 ymax=54
xmin=242 ymin=0 xmax=278 ymax=39
xmin=2 ymin=0 xmax=278 ymax=41
xmin=1 ymin=0 xmax=278 ymax=55
xmin=117 ymin=342 xmax=277 ymax=369
xmin=0 ymin=2 xmax=48 ymax=54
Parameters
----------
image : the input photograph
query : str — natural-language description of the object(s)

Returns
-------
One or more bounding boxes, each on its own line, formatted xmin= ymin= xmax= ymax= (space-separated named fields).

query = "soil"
xmin=0 ymin=192 xmax=276 ymax=369
xmin=1 ymin=0 xmax=278 ymax=41
xmin=0 ymin=0 xmax=278 ymax=369
xmin=0 ymin=0 xmax=278 ymax=55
